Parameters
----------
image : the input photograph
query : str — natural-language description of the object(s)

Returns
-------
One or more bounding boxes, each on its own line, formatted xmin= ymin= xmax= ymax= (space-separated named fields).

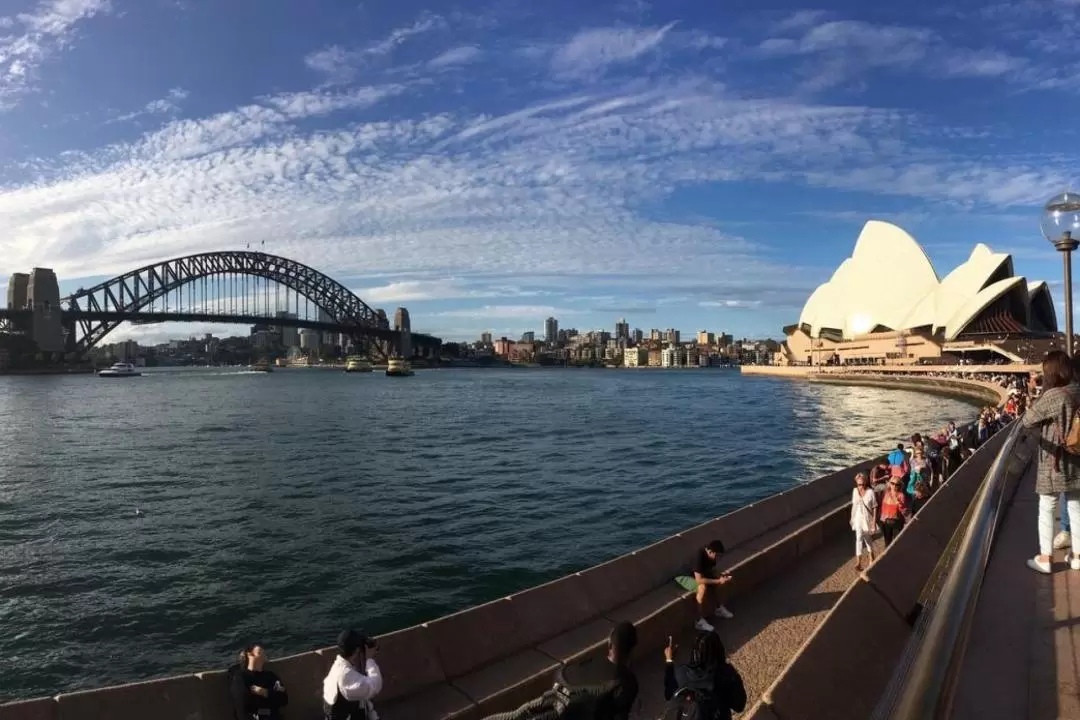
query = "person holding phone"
xmin=322 ymin=629 xmax=382 ymax=720
xmin=692 ymin=540 xmax=733 ymax=632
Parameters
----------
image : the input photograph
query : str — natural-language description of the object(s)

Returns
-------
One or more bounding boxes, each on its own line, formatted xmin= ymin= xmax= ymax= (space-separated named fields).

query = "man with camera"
xmin=322 ymin=629 xmax=383 ymax=720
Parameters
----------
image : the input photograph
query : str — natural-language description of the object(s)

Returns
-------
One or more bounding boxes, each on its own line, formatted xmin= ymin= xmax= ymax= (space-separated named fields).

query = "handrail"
xmin=887 ymin=419 xmax=1026 ymax=719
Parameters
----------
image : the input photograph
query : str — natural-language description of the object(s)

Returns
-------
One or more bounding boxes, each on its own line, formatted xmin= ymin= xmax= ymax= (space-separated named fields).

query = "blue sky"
xmin=1 ymin=0 xmax=1079 ymax=343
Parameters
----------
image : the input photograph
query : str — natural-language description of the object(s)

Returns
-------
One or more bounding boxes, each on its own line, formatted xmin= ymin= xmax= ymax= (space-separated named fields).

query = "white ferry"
xmin=98 ymin=362 xmax=141 ymax=378
xmin=345 ymin=357 xmax=373 ymax=373
xmin=386 ymin=358 xmax=414 ymax=377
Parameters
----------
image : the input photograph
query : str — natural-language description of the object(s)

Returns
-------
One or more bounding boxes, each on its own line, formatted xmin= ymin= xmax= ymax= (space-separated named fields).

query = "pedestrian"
xmin=850 ymin=471 xmax=877 ymax=571
xmin=1024 ymin=351 xmax=1080 ymax=574
xmin=879 ymin=478 xmax=908 ymax=547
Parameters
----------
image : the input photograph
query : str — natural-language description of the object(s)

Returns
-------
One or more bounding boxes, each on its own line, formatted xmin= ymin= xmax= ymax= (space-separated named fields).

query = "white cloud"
xmin=700 ymin=300 xmax=764 ymax=309
xmin=429 ymin=46 xmax=482 ymax=69
xmin=758 ymin=17 xmax=1034 ymax=90
xmin=109 ymin=87 xmax=189 ymax=124
xmin=356 ymin=278 xmax=490 ymax=303
xmin=550 ymin=23 xmax=677 ymax=79
xmin=304 ymin=15 xmax=444 ymax=84
xmin=436 ymin=305 xmax=579 ymax=319
xmin=1 ymin=0 xmax=111 ymax=109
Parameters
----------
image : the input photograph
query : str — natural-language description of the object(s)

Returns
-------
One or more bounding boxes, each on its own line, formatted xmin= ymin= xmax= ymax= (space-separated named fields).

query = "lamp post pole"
xmin=1057 ymin=233 xmax=1079 ymax=357
xmin=1043 ymin=192 xmax=1080 ymax=357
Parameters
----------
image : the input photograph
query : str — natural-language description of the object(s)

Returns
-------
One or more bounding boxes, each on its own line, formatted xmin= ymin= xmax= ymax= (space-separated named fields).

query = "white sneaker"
xmin=1071 ymin=555 xmax=1080 ymax=571
xmin=694 ymin=618 xmax=715 ymax=632
xmin=714 ymin=605 xmax=734 ymax=619
xmin=1054 ymin=531 xmax=1072 ymax=550
xmin=1027 ymin=557 xmax=1052 ymax=575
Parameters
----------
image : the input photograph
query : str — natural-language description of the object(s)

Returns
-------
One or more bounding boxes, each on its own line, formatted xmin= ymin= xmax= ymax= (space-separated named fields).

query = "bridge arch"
xmin=62 ymin=251 xmax=390 ymax=357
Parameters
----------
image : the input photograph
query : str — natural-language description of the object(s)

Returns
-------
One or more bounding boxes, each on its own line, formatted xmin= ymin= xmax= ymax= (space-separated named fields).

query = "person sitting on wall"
xmin=322 ymin=629 xmax=382 ymax=720
xmin=661 ymin=631 xmax=746 ymax=720
xmin=692 ymin=540 xmax=734 ymax=632
xmin=478 ymin=621 xmax=640 ymax=720
xmin=228 ymin=643 xmax=289 ymax=720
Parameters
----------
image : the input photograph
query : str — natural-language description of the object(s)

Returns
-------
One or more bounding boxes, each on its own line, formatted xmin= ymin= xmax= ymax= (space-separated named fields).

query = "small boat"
xmin=344 ymin=357 xmax=373 ymax=373
xmin=386 ymin=358 xmax=414 ymax=377
xmin=250 ymin=360 xmax=273 ymax=372
xmin=98 ymin=362 xmax=141 ymax=378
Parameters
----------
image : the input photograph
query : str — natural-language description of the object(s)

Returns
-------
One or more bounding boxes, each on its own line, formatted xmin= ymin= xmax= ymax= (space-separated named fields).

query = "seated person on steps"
xmin=693 ymin=540 xmax=733 ymax=633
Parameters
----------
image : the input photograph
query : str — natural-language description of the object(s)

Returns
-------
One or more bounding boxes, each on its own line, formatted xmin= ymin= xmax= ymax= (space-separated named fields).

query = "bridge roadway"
xmin=953 ymin=462 xmax=1080 ymax=719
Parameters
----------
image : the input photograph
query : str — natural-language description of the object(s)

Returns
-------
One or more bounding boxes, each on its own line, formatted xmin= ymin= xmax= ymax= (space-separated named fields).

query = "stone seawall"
xmin=0 ymin=390 xmax=1000 ymax=720
xmin=741 ymin=365 xmax=1011 ymax=407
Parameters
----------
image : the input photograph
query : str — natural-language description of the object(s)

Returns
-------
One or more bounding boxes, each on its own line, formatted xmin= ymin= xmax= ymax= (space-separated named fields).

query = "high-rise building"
xmin=615 ymin=318 xmax=629 ymax=341
xmin=663 ymin=328 xmax=681 ymax=344
xmin=273 ymin=311 xmax=299 ymax=348
xmin=697 ymin=330 xmax=715 ymax=346
xmin=545 ymin=316 xmax=559 ymax=344
xmin=299 ymin=329 xmax=321 ymax=351
xmin=481 ymin=331 xmax=493 ymax=345
xmin=521 ymin=331 xmax=535 ymax=343
xmin=632 ymin=328 xmax=644 ymax=344
xmin=650 ymin=328 xmax=662 ymax=341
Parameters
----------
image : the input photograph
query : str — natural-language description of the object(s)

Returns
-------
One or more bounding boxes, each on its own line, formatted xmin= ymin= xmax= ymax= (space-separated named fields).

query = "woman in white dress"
xmin=850 ymin=471 xmax=877 ymax=571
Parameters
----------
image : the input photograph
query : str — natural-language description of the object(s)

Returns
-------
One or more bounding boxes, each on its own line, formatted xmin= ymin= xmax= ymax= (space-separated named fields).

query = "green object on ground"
xmin=674 ymin=575 xmax=698 ymax=592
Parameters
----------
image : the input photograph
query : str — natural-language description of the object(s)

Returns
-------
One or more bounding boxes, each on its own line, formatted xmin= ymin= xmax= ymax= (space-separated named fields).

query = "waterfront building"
xmin=685 ymin=345 xmax=699 ymax=367
xmin=114 ymin=340 xmax=139 ymax=361
xmin=624 ymin=347 xmax=647 ymax=367
xmin=648 ymin=348 xmax=663 ymax=367
xmin=778 ymin=220 xmax=1057 ymax=366
xmin=545 ymin=317 xmax=558 ymax=344
xmin=615 ymin=318 xmax=629 ymax=341
xmin=481 ymin=331 xmax=493 ymax=346
xmin=299 ymin=329 xmax=320 ymax=351
xmin=661 ymin=344 xmax=686 ymax=368
xmin=273 ymin=311 xmax=299 ymax=348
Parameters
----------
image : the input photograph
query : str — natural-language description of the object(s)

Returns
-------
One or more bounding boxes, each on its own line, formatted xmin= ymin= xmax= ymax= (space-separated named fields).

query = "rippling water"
xmin=0 ymin=368 xmax=978 ymax=699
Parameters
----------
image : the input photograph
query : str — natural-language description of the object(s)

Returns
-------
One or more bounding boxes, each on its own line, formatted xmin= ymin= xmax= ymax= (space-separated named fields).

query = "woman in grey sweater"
xmin=1023 ymin=350 xmax=1080 ymax=574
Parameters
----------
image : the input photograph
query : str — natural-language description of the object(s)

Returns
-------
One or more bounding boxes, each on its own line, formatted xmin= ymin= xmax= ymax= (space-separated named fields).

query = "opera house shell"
xmin=783 ymin=220 xmax=1057 ymax=365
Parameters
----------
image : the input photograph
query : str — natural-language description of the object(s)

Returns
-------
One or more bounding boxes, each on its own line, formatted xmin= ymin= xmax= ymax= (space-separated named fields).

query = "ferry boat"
xmin=250 ymin=360 xmax=273 ymax=372
xmin=344 ymin=357 xmax=373 ymax=373
xmin=386 ymin=358 xmax=414 ymax=377
xmin=98 ymin=362 xmax=141 ymax=378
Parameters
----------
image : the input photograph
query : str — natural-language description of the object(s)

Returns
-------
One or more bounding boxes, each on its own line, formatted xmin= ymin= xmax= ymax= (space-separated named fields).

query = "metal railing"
xmin=882 ymin=419 xmax=1027 ymax=719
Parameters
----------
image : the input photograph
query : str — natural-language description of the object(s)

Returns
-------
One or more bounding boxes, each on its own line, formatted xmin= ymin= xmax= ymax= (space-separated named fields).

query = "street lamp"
xmin=1041 ymin=191 xmax=1080 ymax=357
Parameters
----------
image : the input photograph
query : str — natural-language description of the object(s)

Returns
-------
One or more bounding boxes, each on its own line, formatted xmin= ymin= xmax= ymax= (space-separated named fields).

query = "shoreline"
xmin=740 ymin=365 xmax=1011 ymax=406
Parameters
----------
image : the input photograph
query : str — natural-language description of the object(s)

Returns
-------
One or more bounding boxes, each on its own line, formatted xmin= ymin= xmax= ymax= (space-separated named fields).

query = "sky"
xmin=1 ymin=0 xmax=1080 ymax=344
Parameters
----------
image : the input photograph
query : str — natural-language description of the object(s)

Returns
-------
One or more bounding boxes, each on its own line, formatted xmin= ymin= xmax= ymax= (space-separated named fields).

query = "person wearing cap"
xmin=322 ymin=629 xmax=383 ymax=720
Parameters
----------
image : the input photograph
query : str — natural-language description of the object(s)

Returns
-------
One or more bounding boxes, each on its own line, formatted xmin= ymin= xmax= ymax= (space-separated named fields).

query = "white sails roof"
xmin=796 ymin=220 xmax=1053 ymax=340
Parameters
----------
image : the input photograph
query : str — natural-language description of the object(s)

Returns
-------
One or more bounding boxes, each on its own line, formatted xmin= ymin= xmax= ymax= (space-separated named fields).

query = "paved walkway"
xmin=953 ymin=468 xmax=1080 ymax=719
xmin=629 ymin=531 xmax=876 ymax=718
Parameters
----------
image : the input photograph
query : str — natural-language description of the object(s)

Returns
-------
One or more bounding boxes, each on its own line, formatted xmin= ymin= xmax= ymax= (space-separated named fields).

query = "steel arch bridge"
xmin=56 ymin=251 xmax=416 ymax=358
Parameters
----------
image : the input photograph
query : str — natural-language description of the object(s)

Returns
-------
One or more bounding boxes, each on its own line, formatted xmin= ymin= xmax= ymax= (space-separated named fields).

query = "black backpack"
xmin=549 ymin=661 xmax=624 ymax=719
xmin=661 ymin=685 xmax=715 ymax=720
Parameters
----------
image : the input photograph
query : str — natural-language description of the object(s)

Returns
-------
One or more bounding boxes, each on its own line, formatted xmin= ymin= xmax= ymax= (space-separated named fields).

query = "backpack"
xmin=661 ymin=686 xmax=715 ymax=720
xmin=549 ymin=662 xmax=624 ymax=719
xmin=1064 ymin=407 xmax=1080 ymax=455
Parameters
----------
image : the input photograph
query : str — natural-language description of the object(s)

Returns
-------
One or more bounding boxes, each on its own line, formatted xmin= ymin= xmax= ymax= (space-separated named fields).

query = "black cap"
xmin=337 ymin=629 xmax=375 ymax=657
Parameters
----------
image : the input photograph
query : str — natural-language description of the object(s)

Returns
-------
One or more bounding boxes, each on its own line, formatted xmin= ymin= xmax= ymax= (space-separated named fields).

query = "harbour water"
xmin=0 ymin=368 xmax=977 ymax=700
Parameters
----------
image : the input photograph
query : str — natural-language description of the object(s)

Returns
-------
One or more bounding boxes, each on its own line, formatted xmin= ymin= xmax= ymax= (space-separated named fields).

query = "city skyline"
xmin=1 ymin=1 xmax=1078 ymax=345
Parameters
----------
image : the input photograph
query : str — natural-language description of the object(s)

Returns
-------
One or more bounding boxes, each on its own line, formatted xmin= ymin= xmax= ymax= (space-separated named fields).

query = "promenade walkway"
xmin=630 ymin=532 xmax=868 ymax=718
xmin=953 ymin=465 xmax=1080 ymax=719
